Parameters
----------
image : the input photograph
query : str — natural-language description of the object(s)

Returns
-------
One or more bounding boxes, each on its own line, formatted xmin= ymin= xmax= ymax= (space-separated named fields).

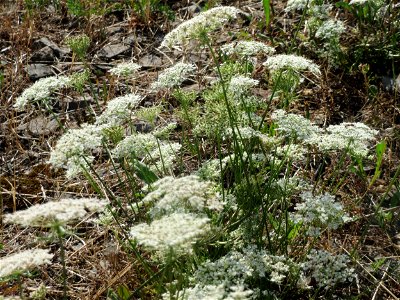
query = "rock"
xmin=25 ymin=64 xmax=53 ymax=80
xmin=179 ymin=3 xmax=201 ymax=16
xmin=105 ymin=26 xmax=123 ymax=35
xmin=97 ymin=43 xmax=130 ymax=59
xmin=30 ymin=46 xmax=56 ymax=62
xmin=33 ymin=37 xmax=69 ymax=57
xmin=139 ymin=54 xmax=163 ymax=68
xmin=134 ymin=121 xmax=153 ymax=133
xmin=123 ymin=34 xmax=143 ymax=46
xmin=17 ymin=116 xmax=59 ymax=136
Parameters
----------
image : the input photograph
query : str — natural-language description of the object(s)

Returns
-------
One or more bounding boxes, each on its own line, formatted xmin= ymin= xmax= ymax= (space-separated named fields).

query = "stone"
xmin=25 ymin=64 xmax=53 ymax=80
xmin=97 ymin=43 xmax=130 ymax=59
xmin=27 ymin=116 xmax=59 ymax=136
xmin=139 ymin=54 xmax=163 ymax=68
xmin=30 ymin=46 xmax=56 ymax=62
xmin=33 ymin=37 xmax=69 ymax=57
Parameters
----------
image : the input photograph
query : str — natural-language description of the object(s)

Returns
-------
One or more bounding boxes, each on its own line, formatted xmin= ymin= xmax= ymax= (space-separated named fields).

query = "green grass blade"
xmin=262 ymin=0 xmax=271 ymax=28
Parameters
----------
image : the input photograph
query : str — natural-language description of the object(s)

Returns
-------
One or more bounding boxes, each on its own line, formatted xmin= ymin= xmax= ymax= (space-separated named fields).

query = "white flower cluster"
xmin=164 ymin=283 xmax=253 ymax=300
xmin=224 ymin=126 xmax=263 ymax=141
xmin=285 ymin=0 xmax=312 ymax=11
xmin=272 ymin=110 xmax=378 ymax=157
xmin=301 ymin=249 xmax=355 ymax=289
xmin=274 ymin=144 xmax=307 ymax=162
xmin=4 ymin=198 xmax=109 ymax=227
xmin=275 ymin=176 xmax=312 ymax=195
xmin=95 ymin=93 xmax=142 ymax=126
xmin=308 ymin=122 xmax=378 ymax=157
xmin=228 ymin=76 xmax=259 ymax=97
xmin=315 ymin=19 xmax=346 ymax=40
xmin=49 ymin=123 xmax=105 ymax=178
xmin=172 ymin=245 xmax=292 ymax=298
xmin=271 ymin=109 xmax=321 ymax=141
xmin=113 ymin=132 xmax=158 ymax=158
xmin=151 ymin=62 xmax=196 ymax=90
xmin=0 ymin=249 xmax=53 ymax=278
xmin=221 ymin=40 xmax=275 ymax=57
xmin=150 ymin=143 xmax=182 ymax=174
xmin=161 ymin=6 xmax=242 ymax=48
xmin=291 ymin=191 xmax=352 ymax=236
xmin=142 ymin=175 xmax=221 ymax=218
xmin=264 ymin=54 xmax=321 ymax=76
xmin=109 ymin=61 xmax=141 ymax=77
xmin=112 ymin=132 xmax=181 ymax=175
xmin=130 ymin=212 xmax=210 ymax=255
xmin=14 ymin=75 xmax=71 ymax=110
xmin=349 ymin=0 xmax=369 ymax=4
xmin=153 ymin=122 xmax=177 ymax=138
xmin=197 ymin=158 xmax=229 ymax=181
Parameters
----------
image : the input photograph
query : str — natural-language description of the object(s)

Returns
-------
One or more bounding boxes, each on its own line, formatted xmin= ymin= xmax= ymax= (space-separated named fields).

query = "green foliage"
xmin=262 ymin=0 xmax=271 ymax=29
xmin=368 ymin=140 xmax=386 ymax=188
xmin=65 ymin=34 xmax=91 ymax=62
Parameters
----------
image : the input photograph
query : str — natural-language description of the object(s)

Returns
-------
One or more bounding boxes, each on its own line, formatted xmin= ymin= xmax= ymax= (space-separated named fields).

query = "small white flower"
xmin=109 ymin=61 xmax=141 ymax=77
xmin=14 ymin=75 xmax=71 ymax=110
xmin=112 ymin=132 xmax=158 ymax=158
xmin=307 ymin=122 xmax=378 ymax=157
xmin=271 ymin=109 xmax=321 ymax=141
xmin=49 ymin=123 xmax=105 ymax=178
xmin=285 ymin=0 xmax=311 ymax=11
xmin=349 ymin=0 xmax=369 ymax=4
xmin=301 ymin=249 xmax=355 ymax=289
xmin=130 ymin=212 xmax=210 ymax=255
xmin=0 ymin=249 xmax=53 ymax=278
xmin=221 ymin=41 xmax=275 ymax=57
xmin=161 ymin=6 xmax=242 ymax=48
xmin=151 ymin=62 xmax=196 ymax=90
xmin=291 ymin=191 xmax=352 ymax=236
xmin=142 ymin=175 xmax=221 ymax=218
xmin=95 ymin=93 xmax=142 ymax=126
xmin=264 ymin=54 xmax=321 ymax=76
xmin=112 ymin=132 xmax=181 ymax=175
xmin=274 ymin=144 xmax=307 ymax=162
xmin=4 ymin=198 xmax=109 ymax=227
xmin=148 ymin=142 xmax=182 ymax=174
xmin=315 ymin=19 xmax=346 ymax=40
xmin=228 ymin=76 xmax=259 ymax=97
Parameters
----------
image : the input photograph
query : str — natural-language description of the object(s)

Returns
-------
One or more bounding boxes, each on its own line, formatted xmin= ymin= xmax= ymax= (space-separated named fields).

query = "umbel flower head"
xmin=130 ymin=212 xmax=210 ymax=255
xmin=307 ymin=122 xmax=378 ymax=157
xmin=112 ymin=132 xmax=181 ymax=175
xmin=49 ymin=123 xmax=105 ymax=178
xmin=264 ymin=54 xmax=321 ymax=76
xmin=315 ymin=19 xmax=346 ymax=40
xmin=151 ymin=62 xmax=196 ymax=90
xmin=228 ymin=76 xmax=259 ymax=97
xmin=95 ymin=93 xmax=142 ymax=126
xmin=160 ymin=6 xmax=242 ymax=48
xmin=271 ymin=109 xmax=322 ymax=141
xmin=221 ymin=40 xmax=275 ymax=58
xmin=14 ymin=75 xmax=71 ymax=110
xmin=109 ymin=61 xmax=141 ymax=77
xmin=141 ymin=175 xmax=222 ymax=218
xmin=0 ymin=249 xmax=53 ymax=278
xmin=4 ymin=198 xmax=109 ymax=227
xmin=301 ymin=249 xmax=355 ymax=290
xmin=291 ymin=191 xmax=352 ymax=236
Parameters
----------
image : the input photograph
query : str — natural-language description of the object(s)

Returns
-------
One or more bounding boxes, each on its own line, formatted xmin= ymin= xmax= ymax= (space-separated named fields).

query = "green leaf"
xmin=134 ymin=161 xmax=158 ymax=184
xmin=262 ymin=0 xmax=271 ymax=28
xmin=369 ymin=140 xmax=386 ymax=188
